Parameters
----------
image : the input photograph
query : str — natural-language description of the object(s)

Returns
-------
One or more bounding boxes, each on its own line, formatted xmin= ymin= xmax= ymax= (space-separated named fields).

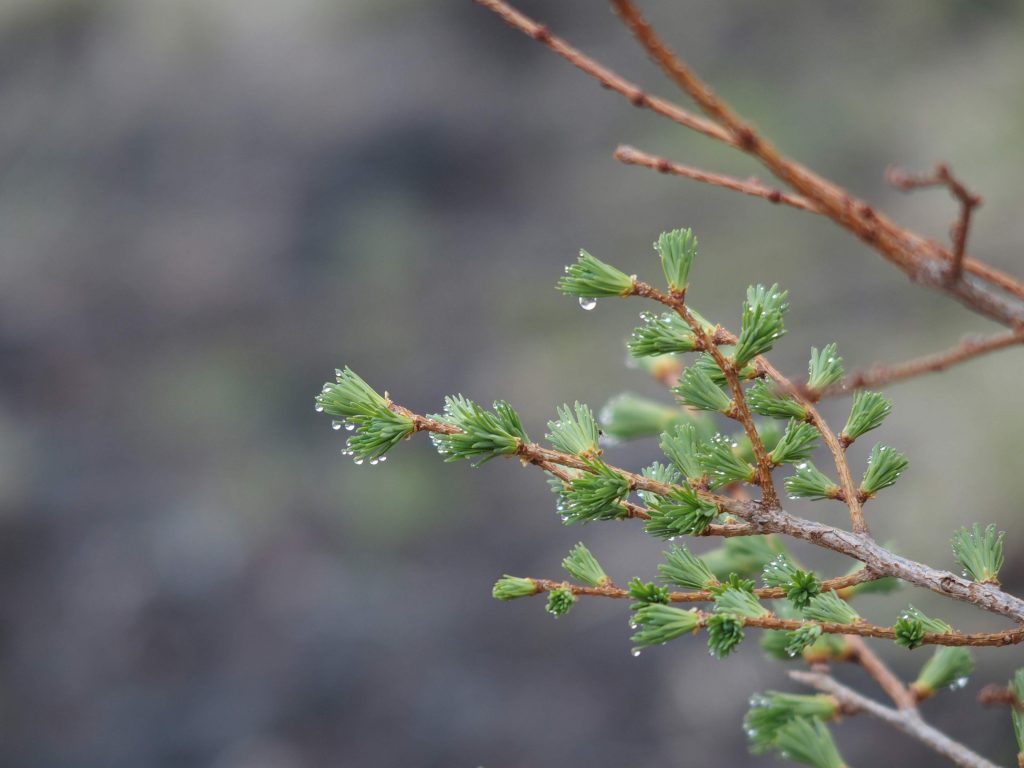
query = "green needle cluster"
xmin=430 ymin=395 xmax=529 ymax=465
xmin=951 ymin=523 xmax=1005 ymax=585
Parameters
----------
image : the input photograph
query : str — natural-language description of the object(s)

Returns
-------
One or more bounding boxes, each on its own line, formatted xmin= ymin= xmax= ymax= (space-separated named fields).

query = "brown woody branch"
xmin=607 ymin=0 xmax=1024 ymax=325
xmin=633 ymin=280 xmax=870 ymax=535
xmin=614 ymin=144 xmax=818 ymax=212
xmin=525 ymin=580 xmax=1023 ymax=647
xmin=845 ymin=635 xmax=916 ymax=711
xmin=816 ymin=328 xmax=1024 ymax=398
xmin=791 ymin=670 xmax=1001 ymax=768
xmin=888 ymin=164 xmax=983 ymax=284
xmin=632 ymin=281 xmax=780 ymax=509
xmin=976 ymin=683 xmax=1023 ymax=711
xmin=475 ymin=0 xmax=1024 ymax=325
xmin=397 ymin=407 xmax=1024 ymax=624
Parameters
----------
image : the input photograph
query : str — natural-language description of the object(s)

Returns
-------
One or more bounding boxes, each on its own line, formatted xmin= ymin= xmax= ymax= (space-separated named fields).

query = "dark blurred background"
xmin=1 ymin=1 xmax=1023 ymax=766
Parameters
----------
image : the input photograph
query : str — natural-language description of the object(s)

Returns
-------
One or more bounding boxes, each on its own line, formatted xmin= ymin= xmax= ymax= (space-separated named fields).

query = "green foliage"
xmin=317 ymin=367 xmax=415 ymax=462
xmin=735 ymin=420 xmax=784 ymax=466
xmin=674 ymin=365 xmax=733 ymax=413
xmin=703 ymin=535 xmax=788 ymax=579
xmin=317 ymin=366 xmax=389 ymax=421
xmin=561 ymin=543 xmax=609 ymax=587
xmin=713 ymin=581 xmax=769 ymax=619
xmin=656 ymin=227 xmax=698 ymax=293
xmin=769 ymin=419 xmax=819 ymax=466
xmin=784 ymin=461 xmax=839 ymax=500
xmin=762 ymin=555 xmax=820 ymax=609
xmin=698 ymin=434 xmax=756 ymax=488
xmin=807 ymin=343 xmax=843 ymax=392
xmin=659 ymin=423 xmax=705 ymax=480
xmin=747 ymin=380 xmax=808 ymax=420
xmin=707 ymin=613 xmax=745 ymax=658
xmin=600 ymin=393 xmax=695 ymax=441
xmin=733 ymin=284 xmax=789 ymax=367
xmin=343 ymin=412 xmax=417 ymax=464
xmin=951 ymin=523 xmax=1005 ymax=584
xmin=745 ymin=692 xmax=838 ymax=755
xmin=630 ymin=603 xmax=701 ymax=649
xmin=841 ymin=390 xmax=892 ymax=443
xmin=492 ymin=575 xmax=538 ymax=601
xmin=859 ymin=443 xmax=908 ymax=497
xmin=784 ymin=624 xmax=823 ymax=658
xmin=546 ymin=402 xmax=601 ymax=458
xmin=911 ymin=647 xmax=974 ymax=699
xmin=1010 ymin=668 xmax=1024 ymax=759
xmin=545 ymin=586 xmax=576 ymax=617
xmin=894 ymin=605 xmax=952 ymax=649
xmin=628 ymin=578 xmax=671 ymax=607
xmin=802 ymin=592 xmax=860 ymax=625
xmin=772 ymin=717 xmax=846 ymax=768
xmin=628 ymin=310 xmax=698 ymax=356
xmin=659 ymin=544 xmax=719 ymax=590
xmin=638 ymin=461 xmax=682 ymax=507
xmin=431 ymin=396 xmax=529 ymax=465
xmin=557 ymin=249 xmax=634 ymax=298
xmin=558 ymin=460 xmax=630 ymax=524
xmin=645 ymin=485 xmax=719 ymax=538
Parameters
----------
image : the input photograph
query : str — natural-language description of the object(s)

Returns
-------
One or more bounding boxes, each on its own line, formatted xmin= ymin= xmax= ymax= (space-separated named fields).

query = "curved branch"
xmin=791 ymin=669 xmax=1000 ymax=768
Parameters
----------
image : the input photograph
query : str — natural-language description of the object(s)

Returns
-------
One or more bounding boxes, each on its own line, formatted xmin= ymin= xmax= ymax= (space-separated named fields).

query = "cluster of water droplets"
xmin=762 ymin=554 xmax=792 ymax=583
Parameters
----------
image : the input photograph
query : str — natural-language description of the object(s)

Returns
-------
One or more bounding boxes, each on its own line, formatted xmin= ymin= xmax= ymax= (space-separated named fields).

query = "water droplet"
xmin=332 ymin=421 xmax=342 ymax=430
xmin=630 ymin=648 xmax=642 ymax=657
xmin=949 ymin=677 xmax=969 ymax=690
xmin=378 ymin=456 xmax=387 ymax=463
xmin=346 ymin=423 xmax=356 ymax=431
xmin=579 ymin=297 xmax=597 ymax=311
xmin=369 ymin=459 xmax=379 ymax=466
xmin=314 ymin=403 xmax=324 ymax=412
xmin=353 ymin=459 xmax=364 ymax=466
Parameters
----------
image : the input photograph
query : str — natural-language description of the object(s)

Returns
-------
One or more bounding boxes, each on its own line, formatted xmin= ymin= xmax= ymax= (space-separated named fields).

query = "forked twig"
xmin=791 ymin=669 xmax=1000 ymax=768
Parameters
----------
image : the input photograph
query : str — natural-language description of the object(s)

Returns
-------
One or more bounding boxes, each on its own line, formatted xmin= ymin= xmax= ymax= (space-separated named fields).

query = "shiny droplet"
xmin=578 ymin=297 xmax=597 ymax=311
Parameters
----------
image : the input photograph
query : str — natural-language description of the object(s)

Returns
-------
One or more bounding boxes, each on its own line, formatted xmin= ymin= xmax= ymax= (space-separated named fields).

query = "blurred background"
xmin=1 ymin=1 xmax=1022 ymax=766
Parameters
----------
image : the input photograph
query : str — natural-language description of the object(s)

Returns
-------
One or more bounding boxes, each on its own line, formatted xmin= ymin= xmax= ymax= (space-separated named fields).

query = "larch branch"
xmin=791 ymin=670 xmax=1000 ymax=768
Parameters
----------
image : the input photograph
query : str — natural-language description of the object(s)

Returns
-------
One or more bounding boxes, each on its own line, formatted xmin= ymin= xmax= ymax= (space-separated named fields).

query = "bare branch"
xmin=845 ymin=635 xmax=916 ymax=711
xmin=791 ymin=670 xmax=1000 ymax=768
xmin=817 ymin=329 xmax=1024 ymax=398
xmin=888 ymin=164 xmax=983 ymax=283
xmin=614 ymin=144 xmax=818 ymax=212
xmin=473 ymin=0 xmax=733 ymax=144
xmin=525 ymin=581 xmax=1023 ymax=648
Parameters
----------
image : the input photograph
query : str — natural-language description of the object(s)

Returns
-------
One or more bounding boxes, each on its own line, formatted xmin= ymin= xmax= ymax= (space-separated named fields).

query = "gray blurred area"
xmin=1 ymin=1 xmax=1023 ymax=766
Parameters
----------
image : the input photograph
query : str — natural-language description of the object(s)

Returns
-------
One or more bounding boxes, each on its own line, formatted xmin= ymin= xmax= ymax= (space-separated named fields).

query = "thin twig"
xmin=633 ymin=281 xmax=780 ymax=508
xmin=614 ymin=144 xmax=818 ymax=212
xmin=976 ymin=683 xmax=1023 ymax=711
xmin=633 ymin=280 xmax=870 ymax=535
xmin=845 ymin=635 xmax=916 ymax=711
xmin=791 ymin=670 xmax=1000 ymax=768
xmin=525 ymin=581 xmax=1024 ymax=647
xmin=473 ymin=0 xmax=733 ymax=145
xmin=888 ymin=164 xmax=983 ymax=283
xmin=815 ymin=329 xmax=1024 ymax=398
xmin=474 ymin=0 xmax=1024 ymax=325
xmin=397 ymin=407 xmax=1024 ymax=624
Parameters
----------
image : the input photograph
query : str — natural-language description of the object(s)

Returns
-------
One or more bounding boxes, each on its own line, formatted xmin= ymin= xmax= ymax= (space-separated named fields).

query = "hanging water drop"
xmin=578 ymin=297 xmax=597 ymax=311
xmin=332 ymin=421 xmax=342 ymax=431
xmin=630 ymin=648 xmax=642 ymax=657
xmin=314 ymin=403 xmax=324 ymax=412
xmin=353 ymin=459 xmax=364 ymax=466
xmin=345 ymin=423 xmax=356 ymax=431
